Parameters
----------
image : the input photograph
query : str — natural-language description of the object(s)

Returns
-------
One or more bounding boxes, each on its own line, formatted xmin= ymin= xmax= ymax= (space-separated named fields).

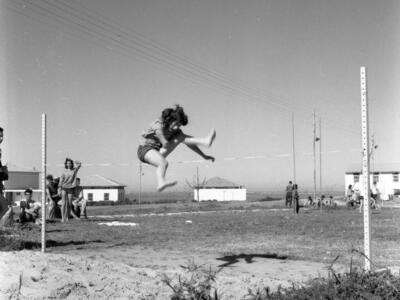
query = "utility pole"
xmin=139 ymin=162 xmax=142 ymax=207
xmin=196 ymin=166 xmax=200 ymax=202
xmin=319 ymin=118 xmax=322 ymax=206
xmin=371 ymin=134 xmax=377 ymax=175
xmin=313 ymin=111 xmax=317 ymax=205
xmin=292 ymin=112 xmax=296 ymax=184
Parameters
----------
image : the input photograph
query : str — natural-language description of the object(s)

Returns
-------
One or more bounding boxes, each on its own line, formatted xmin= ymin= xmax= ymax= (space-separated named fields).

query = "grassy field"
xmin=7 ymin=200 xmax=400 ymax=270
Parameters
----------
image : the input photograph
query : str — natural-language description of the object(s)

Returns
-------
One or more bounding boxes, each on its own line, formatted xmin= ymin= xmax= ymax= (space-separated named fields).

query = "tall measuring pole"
xmin=41 ymin=114 xmax=47 ymax=253
xmin=313 ymin=111 xmax=317 ymax=205
xmin=292 ymin=113 xmax=296 ymax=183
xmin=360 ymin=66 xmax=371 ymax=271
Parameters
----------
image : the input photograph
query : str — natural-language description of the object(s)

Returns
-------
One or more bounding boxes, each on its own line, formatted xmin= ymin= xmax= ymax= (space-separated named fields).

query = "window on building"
xmin=373 ymin=173 xmax=379 ymax=183
xmin=88 ymin=193 xmax=93 ymax=201
xmin=393 ymin=173 xmax=399 ymax=182
xmin=16 ymin=192 xmax=21 ymax=196
xmin=354 ymin=174 xmax=360 ymax=183
xmin=104 ymin=193 xmax=109 ymax=201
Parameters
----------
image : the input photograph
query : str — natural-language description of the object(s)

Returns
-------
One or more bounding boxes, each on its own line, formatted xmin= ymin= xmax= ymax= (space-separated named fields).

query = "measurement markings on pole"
xmin=360 ymin=66 xmax=371 ymax=271
xmin=41 ymin=114 xmax=47 ymax=253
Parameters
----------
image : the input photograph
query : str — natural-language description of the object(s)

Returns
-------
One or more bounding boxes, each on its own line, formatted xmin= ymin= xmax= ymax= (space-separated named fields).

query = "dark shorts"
xmin=137 ymin=145 xmax=159 ymax=163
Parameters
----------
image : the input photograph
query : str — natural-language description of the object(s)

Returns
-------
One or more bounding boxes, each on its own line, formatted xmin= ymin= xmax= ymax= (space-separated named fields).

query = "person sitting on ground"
xmin=19 ymin=188 xmax=42 ymax=224
xmin=46 ymin=174 xmax=61 ymax=220
xmin=72 ymin=178 xmax=88 ymax=219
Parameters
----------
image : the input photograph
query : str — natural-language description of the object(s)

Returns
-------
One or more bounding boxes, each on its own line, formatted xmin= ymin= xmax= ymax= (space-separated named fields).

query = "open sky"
xmin=1 ymin=0 xmax=399 ymax=193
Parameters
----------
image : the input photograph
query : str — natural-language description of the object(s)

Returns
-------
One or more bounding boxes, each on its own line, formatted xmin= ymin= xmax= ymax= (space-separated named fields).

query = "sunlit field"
xmin=10 ymin=200 xmax=400 ymax=269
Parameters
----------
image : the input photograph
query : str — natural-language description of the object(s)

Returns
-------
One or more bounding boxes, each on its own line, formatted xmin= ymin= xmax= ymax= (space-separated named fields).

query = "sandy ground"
xmin=0 ymin=245 xmax=343 ymax=300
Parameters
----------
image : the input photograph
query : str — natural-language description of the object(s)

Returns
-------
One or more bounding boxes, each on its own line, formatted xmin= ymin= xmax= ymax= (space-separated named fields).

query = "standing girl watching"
xmin=58 ymin=158 xmax=81 ymax=222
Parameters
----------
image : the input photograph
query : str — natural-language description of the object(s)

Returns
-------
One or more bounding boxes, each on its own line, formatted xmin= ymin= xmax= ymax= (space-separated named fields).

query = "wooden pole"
xmin=196 ymin=167 xmax=199 ymax=202
xmin=313 ymin=111 xmax=317 ymax=206
xmin=319 ymin=118 xmax=322 ymax=208
xmin=139 ymin=162 xmax=142 ymax=207
xmin=292 ymin=113 xmax=296 ymax=184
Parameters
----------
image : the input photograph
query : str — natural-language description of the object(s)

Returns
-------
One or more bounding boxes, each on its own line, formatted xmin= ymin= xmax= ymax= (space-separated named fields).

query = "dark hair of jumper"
xmin=64 ymin=158 xmax=74 ymax=169
xmin=0 ymin=127 xmax=3 ymax=132
xmin=161 ymin=105 xmax=188 ymax=127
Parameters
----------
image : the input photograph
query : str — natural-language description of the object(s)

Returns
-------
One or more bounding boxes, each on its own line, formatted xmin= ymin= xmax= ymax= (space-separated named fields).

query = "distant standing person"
xmin=0 ymin=127 xmax=12 ymax=226
xmin=285 ymin=181 xmax=293 ymax=207
xmin=346 ymin=185 xmax=354 ymax=206
xmin=292 ymin=184 xmax=300 ymax=213
xmin=371 ymin=182 xmax=380 ymax=209
xmin=138 ymin=105 xmax=216 ymax=192
xmin=58 ymin=158 xmax=81 ymax=222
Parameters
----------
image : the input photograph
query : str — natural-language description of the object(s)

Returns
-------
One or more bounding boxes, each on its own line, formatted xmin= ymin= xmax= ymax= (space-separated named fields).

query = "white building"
xmin=81 ymin=174 xmax=125 ymax=202
xmin=194 ymin=176 xmax=246 ymax=201
xmin=4 ymin=165 xmax=41 ymax=205
xmin=345 ymin=163 xmax=400 ymax=200
xmin=4 ymin=170 xmax=125 ymax=204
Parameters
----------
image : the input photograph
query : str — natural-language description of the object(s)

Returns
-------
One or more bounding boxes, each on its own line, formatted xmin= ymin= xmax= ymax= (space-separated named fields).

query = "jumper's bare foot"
xmin=157 ymin=181 xmax=178 ymax=192
xmin=207 ymin=128 xmax=216 ymax=147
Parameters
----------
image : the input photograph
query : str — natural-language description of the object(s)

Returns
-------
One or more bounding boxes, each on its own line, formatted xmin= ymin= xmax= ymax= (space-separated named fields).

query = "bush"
xmin=161 ymin=260 xmax=221 ymax=300
xmin=0 ymin=227 xmax=25 ymax=251
xmin=249 ymin=269 xmax=400 ymax=299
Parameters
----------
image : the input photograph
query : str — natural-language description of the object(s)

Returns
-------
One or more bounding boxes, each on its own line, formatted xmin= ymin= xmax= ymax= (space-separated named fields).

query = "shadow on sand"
xmin=216 ymin=253 xmax=288 ymax=268
xmin=21 ymin=239 xmax=105 ymax=249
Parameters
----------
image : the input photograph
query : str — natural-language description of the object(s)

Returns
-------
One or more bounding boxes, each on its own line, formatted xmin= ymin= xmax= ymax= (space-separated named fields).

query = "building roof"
xmin=6 ymin=163 xmax=40 ymax=173
xmin=202 ymin=176 xmax=242 ymax=188
xmin=81 ymin=174 xmax=125 ymax=187
xmin=346 ymin=162 xmax=400 ymax=173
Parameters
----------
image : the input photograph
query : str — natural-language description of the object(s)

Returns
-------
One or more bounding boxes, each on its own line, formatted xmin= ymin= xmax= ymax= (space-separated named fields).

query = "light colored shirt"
xmin=139 ymin=119 xmax=182 ymax=149
xmin=59 ymin=165 xmax=81 ymax=189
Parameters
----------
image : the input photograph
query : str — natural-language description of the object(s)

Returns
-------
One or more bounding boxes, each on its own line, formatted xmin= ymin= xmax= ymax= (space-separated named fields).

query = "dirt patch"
xmin=0 ymin=246 xmax=341 ymax=299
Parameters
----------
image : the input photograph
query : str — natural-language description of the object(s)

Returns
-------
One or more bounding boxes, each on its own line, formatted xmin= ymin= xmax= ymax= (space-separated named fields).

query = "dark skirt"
xmin=137 ymin=145 xmax=159 ymax=163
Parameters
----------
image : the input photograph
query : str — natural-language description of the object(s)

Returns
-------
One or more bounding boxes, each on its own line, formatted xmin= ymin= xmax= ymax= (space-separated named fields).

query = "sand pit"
xmin=0 ymin=246 xmax=339 ymax=300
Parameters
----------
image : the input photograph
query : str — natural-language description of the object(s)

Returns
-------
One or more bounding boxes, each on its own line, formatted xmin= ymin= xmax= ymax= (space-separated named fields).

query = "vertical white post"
xmin=292 ymin=113 xmax=296 ymax=184
xmin=360 ymin=66 xmax=371 ymax=271
xmin=41 ymin=113 xmax=47 ymax=253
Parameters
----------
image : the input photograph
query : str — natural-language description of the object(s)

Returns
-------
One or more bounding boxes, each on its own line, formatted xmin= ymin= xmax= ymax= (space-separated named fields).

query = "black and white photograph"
xmin=1 ymin=0 xmax=400 ymax=299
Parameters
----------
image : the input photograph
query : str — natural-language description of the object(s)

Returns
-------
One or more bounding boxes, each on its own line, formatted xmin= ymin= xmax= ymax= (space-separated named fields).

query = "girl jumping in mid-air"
xmin=138 ymin=105 xmax=216 ymax=192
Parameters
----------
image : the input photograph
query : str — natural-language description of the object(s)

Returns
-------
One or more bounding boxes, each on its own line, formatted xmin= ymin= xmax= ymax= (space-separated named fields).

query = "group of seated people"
xmin=18 ymin=175 xmax=88 ymax=224
xmin=346 ymin=183 xmax=380 ymax=209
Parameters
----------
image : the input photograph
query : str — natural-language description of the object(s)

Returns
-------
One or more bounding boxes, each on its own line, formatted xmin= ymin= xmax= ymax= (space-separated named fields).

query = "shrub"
xmin=250 ymin=269 xmax=400 ymax=299
xmin=161 ymin=260 xmax=221 ymax=300
xmin=0 ymin=226 xmax=25 ymax=251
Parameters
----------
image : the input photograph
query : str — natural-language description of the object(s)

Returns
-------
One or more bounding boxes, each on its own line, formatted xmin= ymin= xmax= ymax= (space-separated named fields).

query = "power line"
xmin=7 ymin=0 xmax=361 ymax=138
